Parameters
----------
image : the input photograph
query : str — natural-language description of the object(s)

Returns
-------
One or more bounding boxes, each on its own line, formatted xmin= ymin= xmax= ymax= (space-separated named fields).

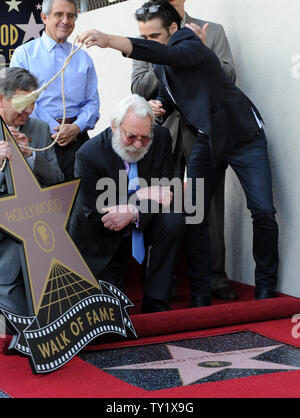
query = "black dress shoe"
xmin=255 ymin=289 xmax=276 ymax=300
xmin=190 ymin=295 xmax=212 ymax=308
xmin=141 ymin=297 xmax=172 ymax=314
xmin=212 ymin=287 xmax=239 ymax=301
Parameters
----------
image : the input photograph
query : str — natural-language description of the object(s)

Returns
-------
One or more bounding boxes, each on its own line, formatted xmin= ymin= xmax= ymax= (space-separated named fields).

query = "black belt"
xmin=56 ymin=117 xmax=77 ymax=124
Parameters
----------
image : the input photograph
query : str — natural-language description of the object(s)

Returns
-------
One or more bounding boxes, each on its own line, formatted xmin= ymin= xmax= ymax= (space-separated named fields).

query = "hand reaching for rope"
xmin=52 ymin=123 xmax=81 ymax=147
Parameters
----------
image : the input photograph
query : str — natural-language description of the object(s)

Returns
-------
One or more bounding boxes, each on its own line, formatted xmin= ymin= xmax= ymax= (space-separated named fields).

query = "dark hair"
xmin=0 ymin=67 xmax=38 ymax=99
xmin=135 ymin=0 xmax=182 ymax=30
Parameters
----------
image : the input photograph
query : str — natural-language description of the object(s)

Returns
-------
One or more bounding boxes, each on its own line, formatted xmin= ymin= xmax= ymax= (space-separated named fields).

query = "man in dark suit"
xmin=131 ymin=0 xmax=238 ymax=301
xmin=78 ymin=0 xmax=279 ymax=307
xmin=69 ymin=94 xmax=185 ymax=314
xmin=0 ymin=67 xmax=63 ymax=317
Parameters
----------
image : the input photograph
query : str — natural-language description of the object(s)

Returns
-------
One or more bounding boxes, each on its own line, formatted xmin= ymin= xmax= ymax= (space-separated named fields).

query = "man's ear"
xmin=169 ymin=22 xmax=179 ymax=36
xmin=41 ymin=13 xmax=47 ymax=25
xmin=111 ymin=120 xmax=116 ymax=133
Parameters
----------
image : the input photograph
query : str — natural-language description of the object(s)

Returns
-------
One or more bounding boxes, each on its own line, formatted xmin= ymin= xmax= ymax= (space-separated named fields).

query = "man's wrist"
xmin=128 ymin=204 xmax=138 ymax=223
xmin=72 ymin=123 xmax=81 ymax=135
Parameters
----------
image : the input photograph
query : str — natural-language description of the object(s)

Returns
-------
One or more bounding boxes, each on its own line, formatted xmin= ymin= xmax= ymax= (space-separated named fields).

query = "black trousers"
xmin=186 ymin=130 xmax=279 ymax=297
xmin=100 ymin=212 xmax=185 ymax=302
xmin=55 ymin=131 xmax=89 ymax=181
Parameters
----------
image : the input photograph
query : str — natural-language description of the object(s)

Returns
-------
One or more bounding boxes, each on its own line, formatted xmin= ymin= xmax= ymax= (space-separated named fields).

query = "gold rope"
xmin=0 ymin=37 xmax=83 ymax=173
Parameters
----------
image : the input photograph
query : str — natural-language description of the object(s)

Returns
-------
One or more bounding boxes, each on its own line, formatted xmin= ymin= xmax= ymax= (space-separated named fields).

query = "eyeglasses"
xmin=50 ymin=12 xmax=77 ymax=21
xmin=136 ymin=5 xmax=161 ymax=16
xmin=120 ymin=125 xmax=152 ymax=145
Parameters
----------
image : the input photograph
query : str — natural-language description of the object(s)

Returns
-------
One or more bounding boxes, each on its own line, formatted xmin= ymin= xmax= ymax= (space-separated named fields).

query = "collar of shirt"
xmin=181 ymin=13 xmax=187 ymax=28
xmin=123 ymin=159 xmax=130 ymax=175
xmin=41 ymin=31 xmax=70 ymax=54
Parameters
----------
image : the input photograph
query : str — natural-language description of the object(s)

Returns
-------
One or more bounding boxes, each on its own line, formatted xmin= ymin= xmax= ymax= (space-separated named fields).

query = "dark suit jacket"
xmin=129 ymin=28 xmax=262 ymax=163
xmin=131 ymin=14 xmax=237 ymax=154
xmin=69 ymin=125 xmax=174 ymax=279
xmin=20 ymin=117 xmax=64 ymax=186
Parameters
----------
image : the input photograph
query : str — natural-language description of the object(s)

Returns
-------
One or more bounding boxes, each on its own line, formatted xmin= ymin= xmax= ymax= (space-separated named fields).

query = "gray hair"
xmin=0 ymin=67 xmax=38 ymax=99
xmin=111 ymin=94 xmax=155 ymax=127
xmin=42 ymin=0 xmax=78 ymax=17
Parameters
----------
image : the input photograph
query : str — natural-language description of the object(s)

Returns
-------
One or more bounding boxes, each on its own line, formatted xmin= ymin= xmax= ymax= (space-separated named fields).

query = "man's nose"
xmin=61 ymin=14 xmax=70 ymax=24
xmin=24 ymin=105 xmax=33 ymax=114
xmin=133 ymin=138 xmax=143 ymax=149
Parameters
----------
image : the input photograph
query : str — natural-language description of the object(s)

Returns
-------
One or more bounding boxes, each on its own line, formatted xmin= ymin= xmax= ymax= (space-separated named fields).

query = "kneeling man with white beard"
xmin=69 ymin=95 xmax=185 ymax=313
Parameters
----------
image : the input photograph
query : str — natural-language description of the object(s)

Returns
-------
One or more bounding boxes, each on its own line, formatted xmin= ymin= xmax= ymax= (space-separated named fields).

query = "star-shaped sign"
xmin=16 ymin=12 xmax=44 ymax=44
xmin=5 ymin=0 xmax=22 ymax=12
xmin=105 ymin=344 xmax=300 ymax=385
xmin=0 ymin=119 xmax=100 ymax=317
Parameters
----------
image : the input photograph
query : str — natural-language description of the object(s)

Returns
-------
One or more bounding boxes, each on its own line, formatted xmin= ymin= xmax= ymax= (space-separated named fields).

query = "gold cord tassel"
xmin=11 ymin=87 xmax=45 ymax=114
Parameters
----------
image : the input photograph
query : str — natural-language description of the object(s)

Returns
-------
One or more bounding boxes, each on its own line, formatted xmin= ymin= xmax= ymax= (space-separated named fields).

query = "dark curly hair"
xmin=135 ymin=0 xmax=182 ymax=30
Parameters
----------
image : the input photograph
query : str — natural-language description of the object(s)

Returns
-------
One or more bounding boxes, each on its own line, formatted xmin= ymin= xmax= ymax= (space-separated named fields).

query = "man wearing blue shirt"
xmin=10 ymin=0 xmax=100 ymax=180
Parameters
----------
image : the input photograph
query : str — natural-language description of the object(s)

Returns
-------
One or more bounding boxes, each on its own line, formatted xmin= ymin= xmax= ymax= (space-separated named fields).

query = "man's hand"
xmin=78 ymin=30 xmax=133 ymax=56
xmin=78 ymin=29 xmax=110 ymax=49
xmin=0 ymin=141 xmax=12 ymax=165
xmin=149 ymin=100 xmax=166 ymax=117
xmin=52 ymin=123 xmax=81 ymax=147
xmin=185 ymin=22 xmax=209 ymax=45
xmin=8 ymin=126 xmax=32 ymax=158
xmin=137 ymin=186 xmax=173 ymax=207
xmin=101 ymin=205 xmax=137 ymax=231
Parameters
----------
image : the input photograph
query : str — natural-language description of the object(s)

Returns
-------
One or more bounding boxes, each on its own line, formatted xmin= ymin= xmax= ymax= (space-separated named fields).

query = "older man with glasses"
xmin=10 ymin=0 xmax=100 ymax=180
xmin=68 ymin=94 xmax=185 ymax=314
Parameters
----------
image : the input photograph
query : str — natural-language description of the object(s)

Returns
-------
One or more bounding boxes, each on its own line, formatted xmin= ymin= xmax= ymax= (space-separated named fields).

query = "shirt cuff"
xmin=73 ymin=119 xmax=84 ymax=133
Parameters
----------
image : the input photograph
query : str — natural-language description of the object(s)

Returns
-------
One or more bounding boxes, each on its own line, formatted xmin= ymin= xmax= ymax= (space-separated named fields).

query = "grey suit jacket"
xmin=0 ymin=117 xmax=63 ymax=315
xmin=131 ymin=13 xmax=236 ymax=151
xmin=20 ymin=117 xmax=64 ymax=186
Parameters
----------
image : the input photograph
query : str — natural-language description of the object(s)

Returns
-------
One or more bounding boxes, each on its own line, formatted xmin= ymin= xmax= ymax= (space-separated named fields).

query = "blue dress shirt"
xmin=10 ymin=31 xmax=100 ymax=134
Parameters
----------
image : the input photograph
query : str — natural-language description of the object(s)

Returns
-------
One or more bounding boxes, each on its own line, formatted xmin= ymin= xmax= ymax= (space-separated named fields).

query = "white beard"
xmin=111 ymin=128 xmax=152 ymax=163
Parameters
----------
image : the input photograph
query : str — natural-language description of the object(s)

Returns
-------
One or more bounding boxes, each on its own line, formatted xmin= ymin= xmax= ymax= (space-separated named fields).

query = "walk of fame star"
xmin=0 ymin=118 xmax=100 ymax=317
xmin=105 ymin=344 xmax=300 ymax=386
